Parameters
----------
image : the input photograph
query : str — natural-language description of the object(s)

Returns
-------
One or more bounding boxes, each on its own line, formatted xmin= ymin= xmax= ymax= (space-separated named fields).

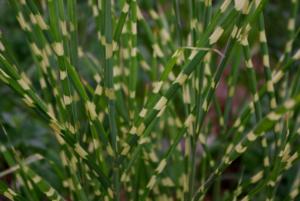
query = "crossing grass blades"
xmin=0 ymin=0 xmax=300 ymax=200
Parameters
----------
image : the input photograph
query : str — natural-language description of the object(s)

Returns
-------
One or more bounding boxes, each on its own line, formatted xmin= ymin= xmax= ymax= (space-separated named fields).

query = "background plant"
xmin=0 ymin=0 xmax=300 ymax=200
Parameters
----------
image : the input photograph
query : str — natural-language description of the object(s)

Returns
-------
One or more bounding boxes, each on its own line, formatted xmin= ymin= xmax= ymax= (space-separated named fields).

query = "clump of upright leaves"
xmin=0 ymin=0 xmax=300 ymax=201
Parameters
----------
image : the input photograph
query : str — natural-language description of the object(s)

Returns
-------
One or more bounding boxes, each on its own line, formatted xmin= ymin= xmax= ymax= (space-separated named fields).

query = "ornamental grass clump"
xmin=0 ymin=0 xmax=300 ymax=200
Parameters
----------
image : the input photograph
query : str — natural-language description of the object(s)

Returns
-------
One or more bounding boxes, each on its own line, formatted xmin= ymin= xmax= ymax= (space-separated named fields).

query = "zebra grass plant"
xmin=0 ymin=0 xmax=300 ymax=200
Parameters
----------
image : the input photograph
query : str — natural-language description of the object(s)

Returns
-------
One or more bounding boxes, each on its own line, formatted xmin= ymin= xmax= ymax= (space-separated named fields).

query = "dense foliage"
xmin=0 ymin=0 xmax=300 ymax=200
